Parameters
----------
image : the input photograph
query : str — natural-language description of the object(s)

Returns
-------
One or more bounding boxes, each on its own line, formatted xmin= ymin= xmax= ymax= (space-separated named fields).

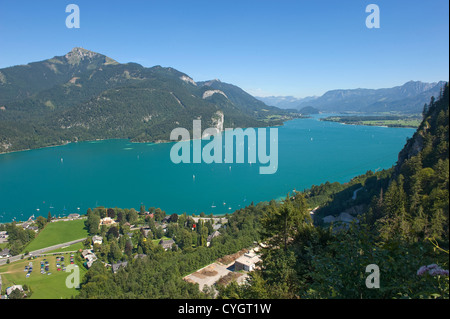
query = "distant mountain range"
xmin=257 ymin=80 xmax=447 ymax=113
xmin=255 ymin=96 xmax=318 ymax=110
xmin=0 ymin=48 xmax=294 ymax=153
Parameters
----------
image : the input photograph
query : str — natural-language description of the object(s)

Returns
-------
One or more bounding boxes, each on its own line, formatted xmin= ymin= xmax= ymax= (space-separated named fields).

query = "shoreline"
xmin=0 ymin=210 xmax=231 ymax=226
xmin=0 ymin=114 xmax=409 ymax=223
xmin=0 ymin=138 xmax=167 ymax=156
xmin=0 ymin=117 xmax=296 ymax=156
xmin=320 ymin=118 xmax=419 ymax=129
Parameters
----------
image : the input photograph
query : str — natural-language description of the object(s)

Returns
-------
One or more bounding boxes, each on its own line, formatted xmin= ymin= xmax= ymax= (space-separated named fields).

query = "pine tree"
xmin=378 ymin=175 xmax=412 ymax=241
xmin=429 ymin=208 xmax=447 ymax=241
xmin=411 ymin=205 xmax=428 ymax=240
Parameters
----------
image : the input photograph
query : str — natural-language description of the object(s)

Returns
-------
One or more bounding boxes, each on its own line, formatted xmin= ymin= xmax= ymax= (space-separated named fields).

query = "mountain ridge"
xmin=0 ymin=48 xmax=295 ymax=153
xmin=256 ymin=80 xmax=447 ymax=113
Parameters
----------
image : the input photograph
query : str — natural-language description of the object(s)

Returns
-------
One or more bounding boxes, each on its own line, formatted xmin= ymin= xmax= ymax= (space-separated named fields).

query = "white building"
xmin=234 ymin=250 xmax=261 ymax=272
xmin=6 ymin=285 xmax=23 ymax=296
xmin=92 ymin=235 xmax=103 ymax=245
xmin=100 ymin=217 xmax=116 ymax=226
xmin=0 ymin=248 xmax=10 ymax=258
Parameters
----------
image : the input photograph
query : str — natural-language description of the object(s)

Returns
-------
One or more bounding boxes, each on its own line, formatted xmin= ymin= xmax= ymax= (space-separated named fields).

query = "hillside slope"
xmin=0 ymin=48 xmax=294 ymax=153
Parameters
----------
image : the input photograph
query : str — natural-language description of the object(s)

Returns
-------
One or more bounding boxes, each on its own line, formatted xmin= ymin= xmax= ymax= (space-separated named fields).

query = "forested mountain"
xmin=380 ymin=83 xmax=449 ymax=242
xmin=0 ymin=48 xmax=294 ymax=153
xmin=0 ymin=47 xmax=120 ymax=105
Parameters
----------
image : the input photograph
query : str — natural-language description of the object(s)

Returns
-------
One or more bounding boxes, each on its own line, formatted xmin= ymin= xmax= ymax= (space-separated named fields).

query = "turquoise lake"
xmin=0 ymin=115 xmax=415 ymax=222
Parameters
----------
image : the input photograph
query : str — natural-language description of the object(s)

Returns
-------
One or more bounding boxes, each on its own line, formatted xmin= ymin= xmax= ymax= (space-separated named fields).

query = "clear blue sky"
xmin=0 ymin=0 xmax=448 ymax=97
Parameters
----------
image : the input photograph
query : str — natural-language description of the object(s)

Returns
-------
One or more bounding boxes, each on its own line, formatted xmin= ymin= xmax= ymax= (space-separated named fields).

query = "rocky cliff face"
xmin=395 ymin=129 xmax=425 ymax=174
xmin=394 ymin=82 xmax=448 ymax=176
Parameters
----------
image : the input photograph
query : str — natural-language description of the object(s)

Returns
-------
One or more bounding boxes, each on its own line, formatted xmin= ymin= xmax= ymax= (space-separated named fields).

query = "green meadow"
xmin=361 ymin=119 xmax=421 ymax=128
xmin=23 ymin=219 xmax=89 ymax=253
xmin=322 ymin=115 xmax=421 ymax=128
xmin=0 ymin=254 xmax=87 ymax=299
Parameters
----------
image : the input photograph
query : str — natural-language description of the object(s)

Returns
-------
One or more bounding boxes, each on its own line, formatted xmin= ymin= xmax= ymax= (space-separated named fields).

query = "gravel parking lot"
xmin=183 ymin=261 xmax=248 ymax=293
xmin=184 ymin=263 xmax=232 ymax=291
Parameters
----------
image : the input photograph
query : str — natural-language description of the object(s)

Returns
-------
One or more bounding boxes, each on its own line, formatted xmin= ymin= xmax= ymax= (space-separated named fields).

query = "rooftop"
xmin=235 ymin=250 xmax=260 ymax=267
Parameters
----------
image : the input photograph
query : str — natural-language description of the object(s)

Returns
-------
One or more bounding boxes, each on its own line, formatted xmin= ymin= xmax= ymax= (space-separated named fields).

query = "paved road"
xmin=352 ymin=187 xmax=363 ymax=200
xmin=0 ymin=238 xmax=86 ymax=265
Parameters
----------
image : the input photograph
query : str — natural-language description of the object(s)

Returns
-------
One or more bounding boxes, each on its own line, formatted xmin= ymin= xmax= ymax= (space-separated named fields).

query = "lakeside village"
xmin=0 ymin=207 xmax=263 ymax=298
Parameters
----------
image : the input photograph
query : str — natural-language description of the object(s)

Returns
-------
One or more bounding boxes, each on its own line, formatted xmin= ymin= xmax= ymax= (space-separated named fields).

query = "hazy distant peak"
xmin=295 ymin=80 xmax=448 ymax=113
xmin=400 ymin=80 xmax=442 ymax=91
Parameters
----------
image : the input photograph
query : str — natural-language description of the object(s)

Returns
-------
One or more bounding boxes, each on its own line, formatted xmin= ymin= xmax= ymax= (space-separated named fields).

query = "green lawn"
xmin=361 ymin=119 xmax=421 ymax=128
xmin=0 ymin=254 xmax=87 ymax=299
xmin=152 ymin=236 xmax=172 ymax=245
xmin=23 ymin=219 xmax=89 ymax=253
xmin=322 ymin=116 xmax=421 ymax=128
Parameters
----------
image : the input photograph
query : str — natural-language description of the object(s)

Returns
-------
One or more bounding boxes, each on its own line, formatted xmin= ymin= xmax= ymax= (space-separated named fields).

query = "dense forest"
xmin=0 ymin=215 xmax=49 ymax=256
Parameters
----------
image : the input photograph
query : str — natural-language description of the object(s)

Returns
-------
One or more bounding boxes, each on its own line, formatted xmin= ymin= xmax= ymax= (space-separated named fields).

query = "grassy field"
xmin=0 ymin=253 xmax=87 ymax=299
xmin=321 ymin=115 xmax=421 ymax=128
xmin=23 ymin=219 xmax=89 ymax=253
xmin=361 ymin=119 xmax=421 ymax=128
